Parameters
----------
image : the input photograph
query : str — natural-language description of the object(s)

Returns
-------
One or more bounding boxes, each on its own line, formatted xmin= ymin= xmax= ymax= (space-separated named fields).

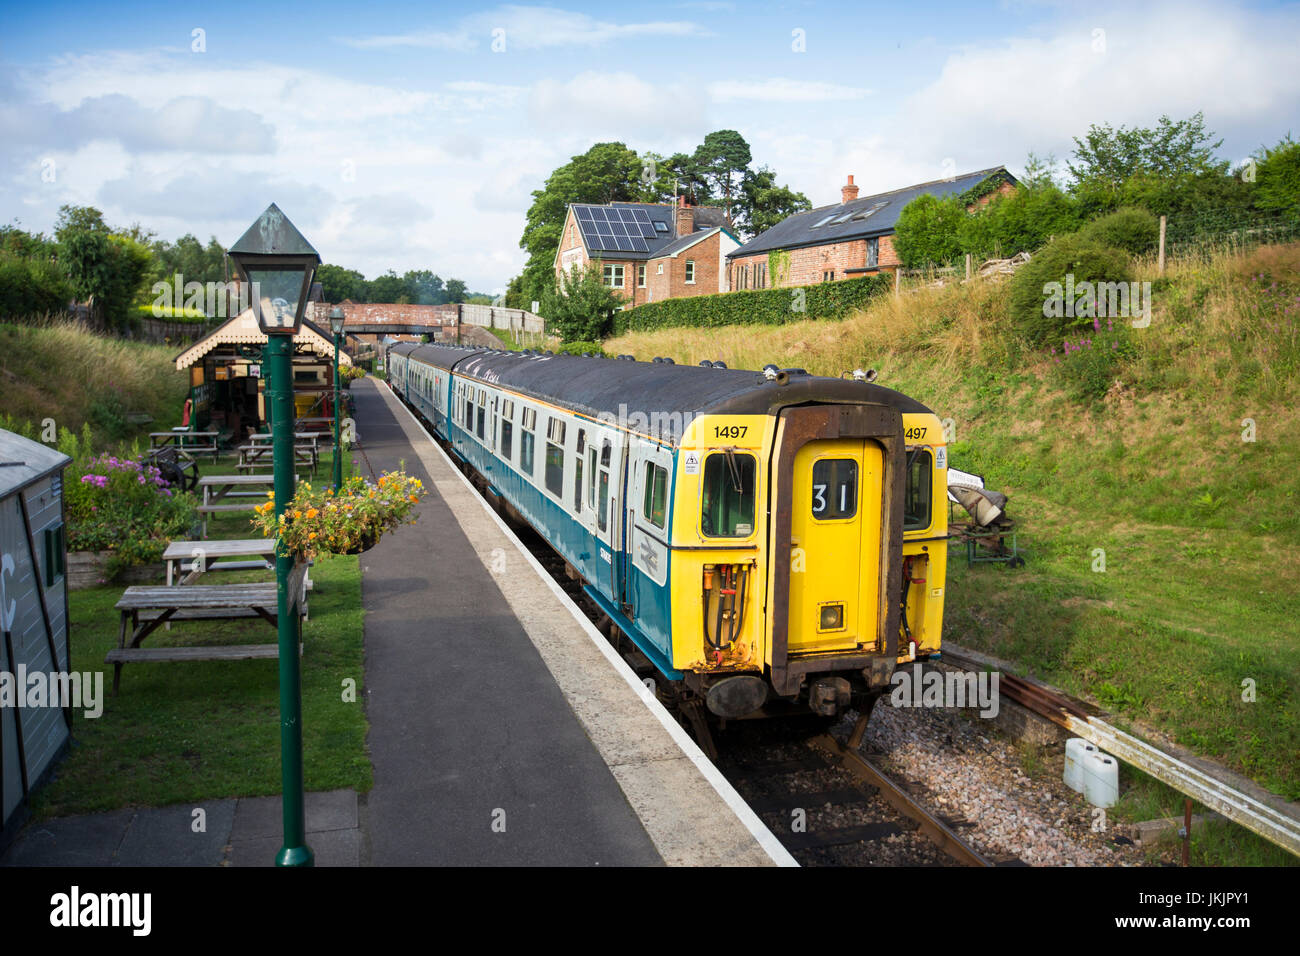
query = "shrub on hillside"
xmin=1009 ymin=234 xmax=1134 ymax=346
xmin=609 ymin=273 xmax=892 ymax=335
xmin=892 ymin=194 xmax=965 ymax=268
xmin=555 ymin=340 xmax=605 ymax=355
xmin=0 ymin=253 xmax=73 ymax=318
xmin=1076 ymin=207 xmax=1160 ymax=256
xmin=958 ymin=185 xmax=1083 ymax=261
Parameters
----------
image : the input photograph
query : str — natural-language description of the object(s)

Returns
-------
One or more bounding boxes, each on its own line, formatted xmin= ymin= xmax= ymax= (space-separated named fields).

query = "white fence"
xmin=458 ymin=303 xmax=545 ymax=333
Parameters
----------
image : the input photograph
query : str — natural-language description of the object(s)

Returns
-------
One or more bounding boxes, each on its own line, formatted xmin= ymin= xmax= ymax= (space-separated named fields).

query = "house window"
xmin=823 ymin=270 xmax=835 ymax=282
xmin=684 ymin=260 xmax=695 ymax=284
xmin=657 ymin=263 xmax=664 ymax=275
xmin=603 ymin=264 xmax=624 ymax=288
xmin=637 ymin=264 xmax=646 ymax=288
xmin=867 ymin=237 xmax=879 ymax=269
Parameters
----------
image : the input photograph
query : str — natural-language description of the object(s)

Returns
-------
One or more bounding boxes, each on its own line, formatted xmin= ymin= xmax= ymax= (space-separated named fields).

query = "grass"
xmin=32 ymin=449 xmax=372 ymax=817
xmin=485 ymin=325 xmax=557 ymax=351
xmin=0 ymin=319 xmax=190 ymax=441
xmin=607 ymin=242 xmax=1300 ymax=813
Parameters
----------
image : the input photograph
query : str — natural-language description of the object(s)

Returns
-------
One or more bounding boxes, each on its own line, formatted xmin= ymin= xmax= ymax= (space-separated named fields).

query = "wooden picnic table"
xmin=108 ymin=561 xmax=308 ymax=693
xmin=163 ymin=537 xmax=275 ymax=584
xmin=196 ymin=473 xmax=275 ymax=535
xmin=149 ymin=430 xmax=220 ymax=463
xmin=236 ymin=443 xmax=317 ymax=474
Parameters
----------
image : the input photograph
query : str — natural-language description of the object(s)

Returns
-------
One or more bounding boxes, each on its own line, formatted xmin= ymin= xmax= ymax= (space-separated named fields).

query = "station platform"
xmin=353 ymin=378 xmax=792 ymax=866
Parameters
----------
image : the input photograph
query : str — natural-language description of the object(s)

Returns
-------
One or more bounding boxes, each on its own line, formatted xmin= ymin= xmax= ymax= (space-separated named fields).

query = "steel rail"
xmin=940 ymin=649 xmax=1300 ymax=858
xmin=810 ymin=732 xmax=992 ymax=867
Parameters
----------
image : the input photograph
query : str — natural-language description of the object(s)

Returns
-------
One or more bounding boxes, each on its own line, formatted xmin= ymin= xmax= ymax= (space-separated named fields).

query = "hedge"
xmin=610 ymin=272 xmax=894 ymax=335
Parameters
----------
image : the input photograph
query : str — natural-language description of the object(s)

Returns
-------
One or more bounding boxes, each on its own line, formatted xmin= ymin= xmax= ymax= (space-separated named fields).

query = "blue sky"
xmin=3 ymin=1 xmax=1298 ymax=293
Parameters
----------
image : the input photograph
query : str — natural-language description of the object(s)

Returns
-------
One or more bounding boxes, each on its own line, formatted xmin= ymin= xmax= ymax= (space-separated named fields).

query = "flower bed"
xmin=63 ymin=452 xmax=199 ymax=584
xmin=250 ymin=472 xmax=426 ymax=559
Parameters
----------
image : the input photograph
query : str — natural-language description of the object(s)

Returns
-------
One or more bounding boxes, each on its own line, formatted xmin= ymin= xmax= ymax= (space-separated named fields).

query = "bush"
xmin=63 ymin=451 xmax=199 ymax=571
xmin=543 ymin=265 xmax=625 ymax=341
xmin=1009 ymin=234 xmax=1134 ymax=346
xmin=555 ymin=340 xmax=605 ymax=355
xmin=1076 ymin=206 xmax=1160 ymax=256
xmin=892 ymin=194 xmax=965 ymax=268
xmin=134 ymin=304 xmax=209 ymax=322
xmin=1046 ymin=318 xmax=1139 ymax=401
xmin=958 ymin=185 xmax=1083 ymax=261
xmin=0 ymin=253 xmax=73 ymax=318
xmin=610 ymin=272 xmax=893 ymax=335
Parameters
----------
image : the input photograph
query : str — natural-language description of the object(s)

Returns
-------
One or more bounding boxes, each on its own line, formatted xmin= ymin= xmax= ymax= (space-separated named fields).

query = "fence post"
xmin=965 ymin=253 xmax=972 ymax=281
xmin=1158 ymin=215 xmax=1167 ymax=275
xmin=894 ymin=267 xmax=901 ymax=299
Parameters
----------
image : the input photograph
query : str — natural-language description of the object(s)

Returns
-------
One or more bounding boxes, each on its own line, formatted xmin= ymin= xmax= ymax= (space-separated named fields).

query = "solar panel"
xmin=614 ymin=236 xmax=633 ymax=251
xmin=596 ymin=221 xmax=613 ymax=235
xmin=630 ymin=236 xmax=649 ymax=252
xmin=610 ymin=222 xmax=628 ymax=236
xmin=638 ymin=222 xmax=656 ymax=238
xmin=632 ymin=208 xmax=651 ymax=223
xmin=575 ymin=207 xmax=593 ymax=221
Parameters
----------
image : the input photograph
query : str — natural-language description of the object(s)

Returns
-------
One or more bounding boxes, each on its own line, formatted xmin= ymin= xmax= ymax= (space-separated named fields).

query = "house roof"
xmin=0 ymin=429 xmax=71 ymax=498
xmin=728 ymin=166 xmax=1016 ymax=259
xmin=649 ymin=226 xmax=736 ymax=259
xmin=173 ymin=309 xmax=353 ymax=370
xmin=563 ymin=201 xmax=734 ymax=262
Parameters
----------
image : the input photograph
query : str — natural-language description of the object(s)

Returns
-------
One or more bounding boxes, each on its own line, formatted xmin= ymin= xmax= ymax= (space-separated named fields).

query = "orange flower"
xmin=294 ymin=510 xmax=303 ymax=519
xmin=408 ymin=494 xmax=418 ymax=503
xmin=306 ymin=508 xmax=318 ymax=519
xmin=309 ymin=532 xmax=317 ymax=540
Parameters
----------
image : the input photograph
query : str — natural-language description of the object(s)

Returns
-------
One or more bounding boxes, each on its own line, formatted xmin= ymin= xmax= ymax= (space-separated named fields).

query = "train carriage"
xmin=386 ymin=343 xmax=947 ymax=722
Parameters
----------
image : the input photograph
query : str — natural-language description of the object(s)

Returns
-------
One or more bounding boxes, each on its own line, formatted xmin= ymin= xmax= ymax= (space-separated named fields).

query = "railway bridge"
xmin=305 ymin=301 xmax=546 ymax=348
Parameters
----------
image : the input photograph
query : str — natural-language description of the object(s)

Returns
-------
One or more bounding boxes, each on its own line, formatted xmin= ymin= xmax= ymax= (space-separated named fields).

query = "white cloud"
xmin=529 ymin=71 xmax=705 ymax=138
xmin=345 ymin=4 xmax=706 ymax=51
xmin=709 ymin=79 xmax=872 ymax=103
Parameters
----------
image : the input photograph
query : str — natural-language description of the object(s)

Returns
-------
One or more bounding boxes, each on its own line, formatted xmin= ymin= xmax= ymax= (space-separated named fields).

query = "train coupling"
xmin=809 ymin=676 xmax=851 ymax=716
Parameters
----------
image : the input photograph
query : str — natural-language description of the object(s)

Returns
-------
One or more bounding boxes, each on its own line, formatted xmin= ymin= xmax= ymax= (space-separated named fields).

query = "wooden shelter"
xmin=173 ymin=309 xmax=353 ymax=444
xmin=0 ymin=429 xmax=72 ymax=845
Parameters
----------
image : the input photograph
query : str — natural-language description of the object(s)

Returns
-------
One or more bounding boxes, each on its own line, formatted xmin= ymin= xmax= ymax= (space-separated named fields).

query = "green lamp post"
xmin=329 ymin=306 xmax=345 ymax=493
xmin=228 ymin=204 xmax=320 ymax=868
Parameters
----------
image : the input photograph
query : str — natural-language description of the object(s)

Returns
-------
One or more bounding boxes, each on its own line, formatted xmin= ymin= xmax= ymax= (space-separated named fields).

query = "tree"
xmin=542 ymin=264 xmax=624 ymax=341
xmin=403 ymin=269 xmax=446 ymax=304
xmin=692 ymin=130 xmax=752 ymax=222
xmin=1067 ymin=113 xmax=1225 ymax=194
xmin=366 ymin=270 xmax=412 ymax=303
xmin=56 ymin=205 xmax=150 ymax=329
xmin=892 ymin=194 xmax=966 ymax=268
xmin=443 ymin=278 xmax=468 ymax=303
xmin=518 ymin=141 xmax=647 ymax=307
xmin=735 ymin=166 xmax=810 ymax=238
xmin=317 ymin=264 xmax=367 ymax=303
xmin=1253 ymin=136 xmax=1300 ymax=212
xmin=54 ymin=204 xmax=109 ymax=242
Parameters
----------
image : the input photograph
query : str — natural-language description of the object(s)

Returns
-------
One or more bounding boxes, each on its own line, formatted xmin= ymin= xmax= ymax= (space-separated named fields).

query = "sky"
xmin=2 ymin=0 xmax=1298 ymax=295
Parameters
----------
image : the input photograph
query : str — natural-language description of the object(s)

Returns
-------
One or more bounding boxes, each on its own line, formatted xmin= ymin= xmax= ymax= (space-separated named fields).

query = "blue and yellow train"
xmin=386 ymin=343 xmax=948 ymax=721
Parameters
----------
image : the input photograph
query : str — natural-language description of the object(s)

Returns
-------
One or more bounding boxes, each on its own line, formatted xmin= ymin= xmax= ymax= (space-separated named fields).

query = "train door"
xmin=624 ymin=441 xmax=672 ymax=627
xmin=787 ymin=438 xmax=883 ymax=654
xmin=585 ymin=434 xmax=616 ymax=603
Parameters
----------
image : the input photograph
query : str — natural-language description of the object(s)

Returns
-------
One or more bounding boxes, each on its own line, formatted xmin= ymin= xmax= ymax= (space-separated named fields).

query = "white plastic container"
xmin=1064 ymin=738 xmax=1098 ymax=793
xmin=1083 ymin=750 xmax=1120 ymax=808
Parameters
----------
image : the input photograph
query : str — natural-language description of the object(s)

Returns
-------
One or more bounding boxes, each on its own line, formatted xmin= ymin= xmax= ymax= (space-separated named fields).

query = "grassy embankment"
xmin=608 ymin=243 xmax=1300 ymax=864
xmin=0 ymin=320 xmax=190 ymax=440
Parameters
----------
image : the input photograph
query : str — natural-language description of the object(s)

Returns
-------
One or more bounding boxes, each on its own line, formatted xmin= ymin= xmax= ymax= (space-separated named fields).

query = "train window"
xmin=643 ymin=462 xmax=668 ymax=529
xmin=904 ymin=449 xmax=933 ymax=531
xmin=545 ymin=442 xmax=564 ymax=498
xmin=701 ymin=452 xmax=755 ymax=537
xmin=500 ymin=401 xmax=514 ymax=461
xmin=477 ymin=404 xmax=486 ymax=440
xmin=521 ymin=431 xmax=535 ymax=476
xmin=587 ymin=446 xmax=598 ymax=509
xmin=598 ymin=468 xmax=609 ymax=532
xmin=574 ymin=455 xmax=583 ymax=513
xmin=811 ymin=459 xmax=858 ymax=520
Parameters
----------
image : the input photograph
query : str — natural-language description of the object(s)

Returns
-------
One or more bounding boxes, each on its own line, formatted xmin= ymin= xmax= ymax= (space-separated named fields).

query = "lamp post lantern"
xmin=329 ymin=306 xmax=345 ymax=493
xmin=228 ymin=203 xmax=319 ymax=868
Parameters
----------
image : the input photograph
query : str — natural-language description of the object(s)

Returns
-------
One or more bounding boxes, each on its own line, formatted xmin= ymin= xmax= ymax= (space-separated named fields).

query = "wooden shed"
xmin=0 ymin=429 xmax=73 ymax=845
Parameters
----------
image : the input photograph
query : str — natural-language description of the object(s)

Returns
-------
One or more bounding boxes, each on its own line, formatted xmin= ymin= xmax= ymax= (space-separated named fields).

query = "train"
xmin=385 ymin=342 xmax=947 ymax=726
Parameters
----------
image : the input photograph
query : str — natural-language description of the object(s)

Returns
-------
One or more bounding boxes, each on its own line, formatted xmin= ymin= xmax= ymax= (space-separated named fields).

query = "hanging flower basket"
xmin=250 ymin=471 xmax=426 ymax=560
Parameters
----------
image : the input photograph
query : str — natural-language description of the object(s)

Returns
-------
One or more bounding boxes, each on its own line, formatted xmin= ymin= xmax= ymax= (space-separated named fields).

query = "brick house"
xmin=554 ymin=198 xmax=741 ymax=307
xmin=726 ymin=166 xmax=1017 ymax=290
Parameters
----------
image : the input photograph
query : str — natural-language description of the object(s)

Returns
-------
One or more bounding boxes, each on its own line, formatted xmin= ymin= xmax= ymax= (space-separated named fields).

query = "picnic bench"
xmin=144 ymin=445 xmax=199 ymax=493
xmin=164 ymin=537 xmax=276 ymax=584
xmin=196 ymin=474 xmax=278 ymax=535
xmin=236 ymin=443 xmax=317 ymax=475
xmin=108 ymin=561 xmax=308 ymax=693
xmin=149 ymin=430 xmax=220 ymax=463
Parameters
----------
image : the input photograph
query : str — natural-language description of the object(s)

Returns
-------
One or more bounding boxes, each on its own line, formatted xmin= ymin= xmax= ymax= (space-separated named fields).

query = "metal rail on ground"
xmin=940 ymin=648 xmax=1300 ymax=858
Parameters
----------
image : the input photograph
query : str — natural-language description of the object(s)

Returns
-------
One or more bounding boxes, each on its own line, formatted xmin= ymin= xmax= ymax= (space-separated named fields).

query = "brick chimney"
xmin=841 ymin=174 xmax=859 ymax=204
xmin=675 ymin=195 xmax=694 ymax=237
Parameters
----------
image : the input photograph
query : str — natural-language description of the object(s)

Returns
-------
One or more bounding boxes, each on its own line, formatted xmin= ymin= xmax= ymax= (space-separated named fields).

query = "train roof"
xmin=391 ymin=343 xmax=933 ymax=443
